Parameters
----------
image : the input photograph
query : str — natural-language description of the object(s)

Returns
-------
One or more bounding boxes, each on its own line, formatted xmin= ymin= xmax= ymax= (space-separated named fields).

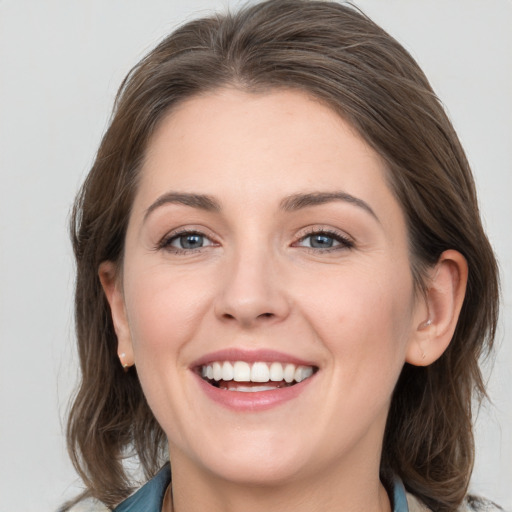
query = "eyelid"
xmin=293 ymin=226 xmax=355 ymax=251
xmin=156 ymin=226 xmax=220 ymax=253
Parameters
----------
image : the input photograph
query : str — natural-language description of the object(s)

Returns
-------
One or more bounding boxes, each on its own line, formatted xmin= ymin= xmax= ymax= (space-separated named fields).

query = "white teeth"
xmin=269 ymin=362 xmax=284 ymax=381
xmin=233 ymin=361 xmax=251 ymax=382
xmin=229 ymin=385 xmax=277 ymax=392
xmin=283 ymin=363 xmax=295 ymax=383
xmin=222 ymin=361 xmax=234 ymax=381
xmin=251 ymin=362 xmax=270 ymax=382
xmin=294 ymin=365 xmax=313 ymax=383
xmin=200 ymin=361 xmax=315 ymax=385
xmin=213 ymin=362 xmax=222 ymax=381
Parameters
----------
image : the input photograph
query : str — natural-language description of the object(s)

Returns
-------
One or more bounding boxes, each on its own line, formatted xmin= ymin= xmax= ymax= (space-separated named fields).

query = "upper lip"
xmin=190 ymin=348 xmax=318 ymax=369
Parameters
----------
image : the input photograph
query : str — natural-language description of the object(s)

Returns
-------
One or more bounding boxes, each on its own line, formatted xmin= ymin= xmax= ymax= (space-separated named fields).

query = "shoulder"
xmin=406 ymin=492 xmax=431 ymax=512
xmin=462 ymin=495 xmax=506 ymax=512
xmin=405 ymin=492 xmax=505 ymax=512
xmin=64 ymin=498 xmax=110 ymax=512
xmin=62 ymin=464 xmax=171 ymax=512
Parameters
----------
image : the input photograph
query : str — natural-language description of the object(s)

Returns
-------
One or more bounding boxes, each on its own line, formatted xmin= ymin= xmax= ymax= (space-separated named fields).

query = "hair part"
xmin=66 ymin=1 xmax=499 ymax=510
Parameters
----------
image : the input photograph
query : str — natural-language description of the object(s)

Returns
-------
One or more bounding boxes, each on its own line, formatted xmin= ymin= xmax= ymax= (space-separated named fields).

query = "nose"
xmin=214 ymin=247 xmax=290 ymax=328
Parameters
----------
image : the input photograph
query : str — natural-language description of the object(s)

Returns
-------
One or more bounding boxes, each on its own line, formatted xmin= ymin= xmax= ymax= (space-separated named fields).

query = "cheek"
xmin=123 ymin=260 xmax=214 ymax=357
xmin=299 ymin=263 xmax=415 ymax=366
xmin=120 ymin=261 xmax=217 ymax=441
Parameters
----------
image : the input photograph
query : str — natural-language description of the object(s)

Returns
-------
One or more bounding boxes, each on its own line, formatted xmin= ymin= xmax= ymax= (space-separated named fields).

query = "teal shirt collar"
xmin=114 ymin=464 xmax=410 ymax=512
xmin=113 ymin=464 xmax=171 ymax=512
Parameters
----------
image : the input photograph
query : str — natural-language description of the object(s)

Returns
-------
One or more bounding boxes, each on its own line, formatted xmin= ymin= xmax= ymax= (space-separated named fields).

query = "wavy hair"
xmin=65 ymin=1 xmax=499 ymax=510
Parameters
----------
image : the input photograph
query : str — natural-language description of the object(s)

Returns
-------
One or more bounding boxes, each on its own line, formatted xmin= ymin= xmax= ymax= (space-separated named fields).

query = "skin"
xmin=100 ymin=89 xmax=467 ymax=512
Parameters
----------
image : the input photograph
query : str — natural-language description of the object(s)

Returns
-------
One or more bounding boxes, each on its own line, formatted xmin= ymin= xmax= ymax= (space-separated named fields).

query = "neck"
xmin=167 ymin=453 xmax=391 ymax=512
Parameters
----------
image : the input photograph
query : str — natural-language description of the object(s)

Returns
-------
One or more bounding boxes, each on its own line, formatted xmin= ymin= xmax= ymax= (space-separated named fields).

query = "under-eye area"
xmin=198 ymin=361 xmax=318 ymax=392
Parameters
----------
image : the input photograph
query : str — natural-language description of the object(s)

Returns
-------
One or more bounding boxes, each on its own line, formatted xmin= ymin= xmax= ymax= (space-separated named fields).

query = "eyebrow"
xmin=144 ymin=190 xmax=378 ymax=223
xmin=280 ymin=191 xmax=379 ymax=222
xmin=144 ymin=192 xmax=220 ymax=222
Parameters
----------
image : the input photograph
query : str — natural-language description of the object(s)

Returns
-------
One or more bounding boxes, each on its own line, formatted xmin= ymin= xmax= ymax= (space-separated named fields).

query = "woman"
xmin=63 ymin=1 xmax=501 ymax=511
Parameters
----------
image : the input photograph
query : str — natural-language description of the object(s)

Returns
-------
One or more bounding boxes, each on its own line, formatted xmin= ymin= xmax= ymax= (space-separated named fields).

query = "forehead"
xmin=140 ymin=88 xmax=391 ymax=201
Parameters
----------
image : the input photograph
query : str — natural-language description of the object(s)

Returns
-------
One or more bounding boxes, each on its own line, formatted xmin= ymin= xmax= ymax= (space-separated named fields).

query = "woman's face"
xmin=107 ymin=89 xmax=426 ymax=486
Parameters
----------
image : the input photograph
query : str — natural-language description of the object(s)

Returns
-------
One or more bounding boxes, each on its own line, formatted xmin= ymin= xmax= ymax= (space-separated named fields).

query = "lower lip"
xmin=193 ymin=372 xmax=316 ymax=412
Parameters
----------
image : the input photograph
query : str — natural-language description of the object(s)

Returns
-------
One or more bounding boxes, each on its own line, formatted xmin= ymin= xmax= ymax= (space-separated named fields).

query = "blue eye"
xmin=297 ymin=231 xmax=353 ymax=251
xmin=161 ymin=231 xmax=215 ymax=252
xmin=307 ymin=234 xmax=336 ymax=248
xmin=173 ymin=233 xmax=205 ymax=249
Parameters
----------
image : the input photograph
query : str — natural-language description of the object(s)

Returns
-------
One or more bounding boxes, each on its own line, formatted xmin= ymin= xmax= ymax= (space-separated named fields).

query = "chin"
xmin=171 ymin=426 xmax=316 ymax=487
xmin=201 ymin=451 xmax=310 ymax=487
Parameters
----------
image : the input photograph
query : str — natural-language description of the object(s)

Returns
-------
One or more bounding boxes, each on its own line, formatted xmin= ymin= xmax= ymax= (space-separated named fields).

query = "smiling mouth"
xmin=199 ymin=361 xmax=317 ymax=392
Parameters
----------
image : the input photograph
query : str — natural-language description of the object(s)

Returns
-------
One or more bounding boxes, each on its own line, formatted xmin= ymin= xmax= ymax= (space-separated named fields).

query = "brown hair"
xmin=66 ymin=1 xmax=499 ymax=510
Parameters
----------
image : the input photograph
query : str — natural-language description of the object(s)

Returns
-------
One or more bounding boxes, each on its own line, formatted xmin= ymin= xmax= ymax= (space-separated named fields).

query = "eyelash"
xmin=157 ymin=229 xmax=217 ymax=254
xmin=157 ymin=228 xmax=354 ymax=255
xmin=294 ymin=228 xmax=354 ymax=252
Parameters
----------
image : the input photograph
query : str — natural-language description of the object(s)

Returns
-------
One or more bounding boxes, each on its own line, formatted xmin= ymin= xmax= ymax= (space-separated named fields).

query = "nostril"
xmin=259 ymin=312 xmax=274 ymax=318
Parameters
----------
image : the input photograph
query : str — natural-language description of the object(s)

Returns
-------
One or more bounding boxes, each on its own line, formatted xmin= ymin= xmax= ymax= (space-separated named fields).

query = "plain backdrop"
xmin=0 ymin=1 xmax=510 ymax=510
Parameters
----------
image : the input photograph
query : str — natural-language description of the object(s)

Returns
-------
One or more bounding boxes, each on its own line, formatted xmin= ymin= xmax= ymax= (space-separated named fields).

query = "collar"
xmin=392 ymin=476 xmax=410 ymax=512
xmin=113 ymin=464 xmax=410 ymax=512
xmin=113 ymin=463 xmax=171 ymax=512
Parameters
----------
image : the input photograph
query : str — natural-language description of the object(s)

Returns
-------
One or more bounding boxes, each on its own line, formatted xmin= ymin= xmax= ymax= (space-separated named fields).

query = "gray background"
xmin=0 ymin=1 xmax=510 ymax=510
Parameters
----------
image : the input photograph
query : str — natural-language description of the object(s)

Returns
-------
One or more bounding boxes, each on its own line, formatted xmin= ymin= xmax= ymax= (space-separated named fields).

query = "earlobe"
xmin=406 ymin=250 xmax=468 ymax=367
xmin=98 ymin=261 xmax=135 ymax=369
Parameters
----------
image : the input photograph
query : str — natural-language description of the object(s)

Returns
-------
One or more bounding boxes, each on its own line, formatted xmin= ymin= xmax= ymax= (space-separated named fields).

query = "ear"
xmin=98 ymin=261 xmax=135 ymax=369
xmin=406 ymin=250 xmax=468 ymax=366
